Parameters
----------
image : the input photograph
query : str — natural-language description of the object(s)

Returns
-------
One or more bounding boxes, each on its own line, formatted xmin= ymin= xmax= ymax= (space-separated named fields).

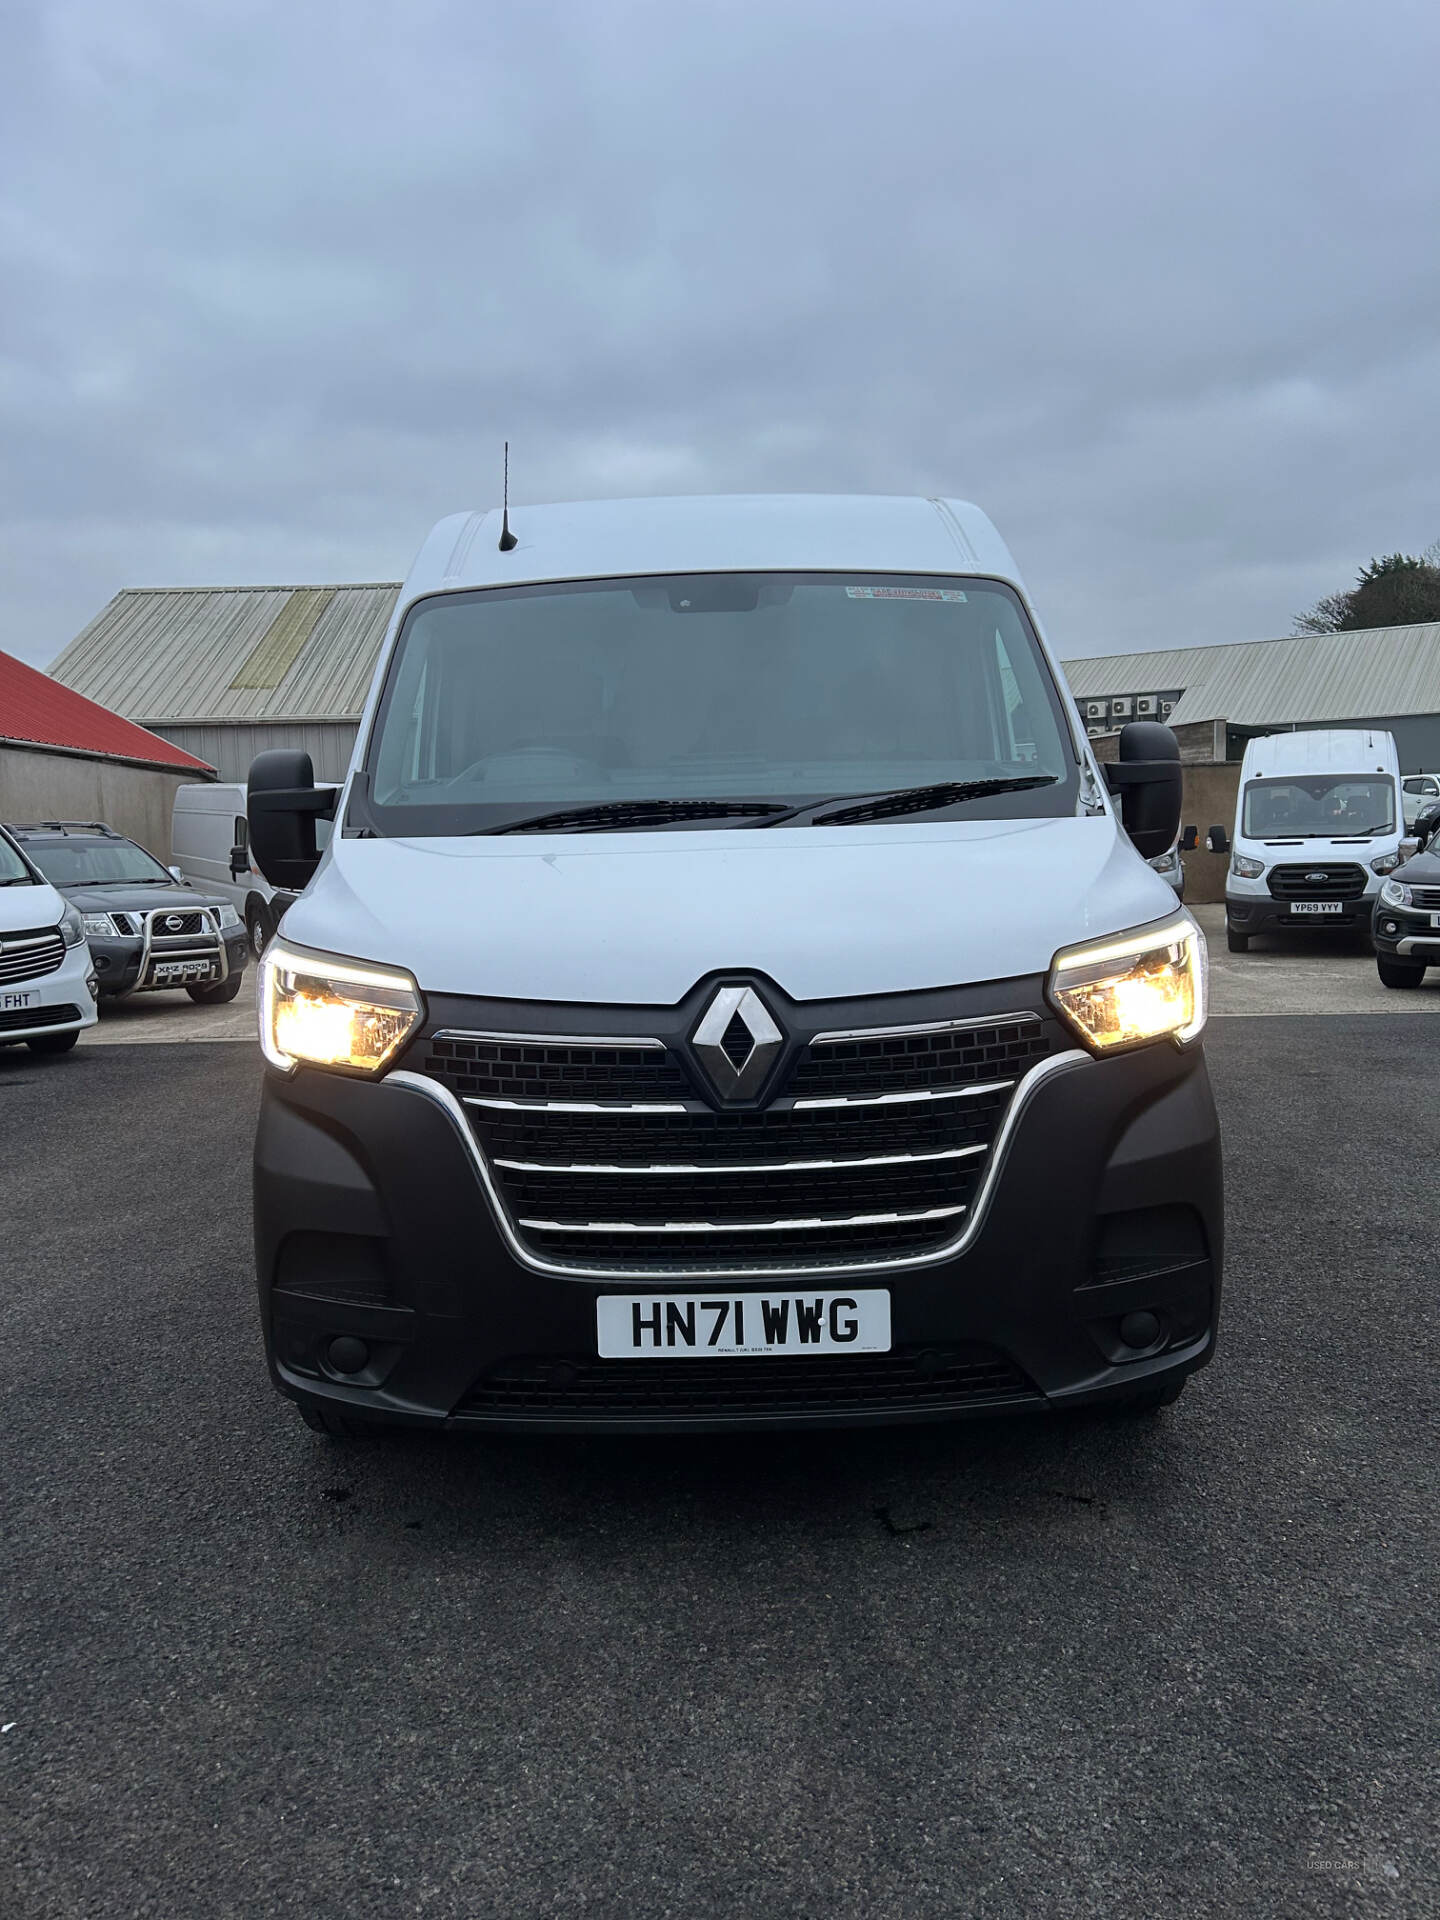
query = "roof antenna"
xmin=498 ymin=441 xmax=518 ymax=551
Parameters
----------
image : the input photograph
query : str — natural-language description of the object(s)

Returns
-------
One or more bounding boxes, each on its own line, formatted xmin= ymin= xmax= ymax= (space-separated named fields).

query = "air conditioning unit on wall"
xmin=1110 ymin=696 xmax=1133 ymax=718
xmin=1086 ymin=724 xmax=1108 ymax=739
xmin=1135 ymin=695 xmax=1157 ymax=716
xmin=1159 ymin=698 xmax=1175 ymax=718
xmin=1084 ymin=700 xmax=1107 ymax=720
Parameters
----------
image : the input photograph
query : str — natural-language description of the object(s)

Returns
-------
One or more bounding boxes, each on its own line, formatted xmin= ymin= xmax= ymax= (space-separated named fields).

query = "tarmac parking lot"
xmin=4 ymin=944 xmax=1438 ymax=1916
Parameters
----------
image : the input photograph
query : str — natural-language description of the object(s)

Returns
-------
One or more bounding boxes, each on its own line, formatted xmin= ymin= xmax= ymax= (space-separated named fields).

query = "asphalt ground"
xmin=3 ymin=1017 xmax=1437 ymax=1919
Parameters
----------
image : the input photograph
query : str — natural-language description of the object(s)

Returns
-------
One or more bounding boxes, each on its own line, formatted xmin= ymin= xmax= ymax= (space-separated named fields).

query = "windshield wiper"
xmin=753 ymin=774 xmax=1060 ymax=829
xmin=0 ymin=875 xmax=35 ymax=886
xmin=477 ymin=798 xmax=791 ymax=836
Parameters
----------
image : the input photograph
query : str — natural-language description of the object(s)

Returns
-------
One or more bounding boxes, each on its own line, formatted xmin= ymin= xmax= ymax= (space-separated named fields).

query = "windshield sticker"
xmin=844 ymin=586 xmax=968 ymax=602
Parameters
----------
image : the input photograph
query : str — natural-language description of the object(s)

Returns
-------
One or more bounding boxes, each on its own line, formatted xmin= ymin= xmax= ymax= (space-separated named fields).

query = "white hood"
xmin=283 ymin=815 xmax=1177 ymax=1006
xmin=0 ymin=878 xmax=65 ymax=935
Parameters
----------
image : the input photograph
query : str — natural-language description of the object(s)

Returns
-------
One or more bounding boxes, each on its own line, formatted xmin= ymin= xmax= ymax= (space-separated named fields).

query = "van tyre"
xmin=247 ymin=904 xmax=271 ymax=959
xmin=1377 ymin=956 xmax=1426 ymax=989
xmin=187 ymin=975 xmax=244 ymax=1004
xmin=26 ymin=1029 xmax=80 ymax=1056
xmin=1226 ymin=924 xmax=1249 ymax=953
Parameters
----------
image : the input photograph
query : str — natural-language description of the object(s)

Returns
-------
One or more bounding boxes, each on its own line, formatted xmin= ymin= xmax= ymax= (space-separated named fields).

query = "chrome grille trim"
xmin=518 ymin=1206 xmax=968 ymax=1235
xmin=465 ymin=1095 xmax=690 ymax=1114
xmin=809 ymin=1011 xmax=1042 ymax=1046
xmin=386 ymin=1048 xmax=1090 ymax=1281
xmin=793 ymin=1077 xmax=1015 ymax=1110
xmin=435 ymin=1028 xmax=665 ymax=1049
xmin=491 ymin=1142 xmax=989 ymax=1176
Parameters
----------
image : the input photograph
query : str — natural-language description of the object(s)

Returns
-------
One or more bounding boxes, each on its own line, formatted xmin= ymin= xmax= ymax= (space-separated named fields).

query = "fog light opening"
xmin=327 ymin=1335 xmax=370 ymax=1375
xmin=1118 ymin=1311 xmax=1162 ymax=1350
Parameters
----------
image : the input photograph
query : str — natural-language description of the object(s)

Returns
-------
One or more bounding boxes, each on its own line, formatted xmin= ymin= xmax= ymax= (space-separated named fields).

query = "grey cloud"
xmin=3 ymin=0 xmax=1439 ymax=666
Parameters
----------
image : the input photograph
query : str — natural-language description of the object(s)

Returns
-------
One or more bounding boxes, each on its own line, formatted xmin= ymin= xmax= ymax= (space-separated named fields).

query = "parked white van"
xmin=246 ymin=493 xmax=1222 ymax=1438
xmin=0 ymin=823 xmax=98 ymax=1056
xmin=1220 ymin=729 xmax=1404 ymax=952
xmin=173 ymin=782 xmax=330 ymax=959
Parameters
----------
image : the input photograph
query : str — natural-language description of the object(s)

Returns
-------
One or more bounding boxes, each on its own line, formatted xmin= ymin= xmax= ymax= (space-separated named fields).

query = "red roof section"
xmin=0 ymin=649 xmax=213 ymax=773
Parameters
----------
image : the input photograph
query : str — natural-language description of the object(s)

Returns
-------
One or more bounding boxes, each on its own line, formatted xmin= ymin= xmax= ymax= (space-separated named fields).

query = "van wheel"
xmin=1377 ymin=956 xmax=1426 ymax=989
xmin=26 ymin=1029 xmax=80 ymax=1056
xmin=247 ymin=904 xmax=271 ymax=959
xmin=186 ymin=975 xmax=243 ymax=1004
xmin=1226 ymin=924 xmax=1249 ymax=953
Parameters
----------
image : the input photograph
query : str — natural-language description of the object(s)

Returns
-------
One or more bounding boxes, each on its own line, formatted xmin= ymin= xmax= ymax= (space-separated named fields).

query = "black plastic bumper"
xmin=1225 ymin=893 xmax=1373 ymax=935
xmin=1372 ymin=903 xmax=1440 ymax=964
xmin=253 ymin=1039 xmax=1224 ymax=1433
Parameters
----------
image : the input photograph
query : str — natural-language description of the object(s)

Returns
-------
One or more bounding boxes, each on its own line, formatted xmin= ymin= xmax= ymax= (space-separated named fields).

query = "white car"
xmin=0 ymin=824 xmax=98 ymax=1056
xmin=1402 ymin=774 xmax=1440 ymax=831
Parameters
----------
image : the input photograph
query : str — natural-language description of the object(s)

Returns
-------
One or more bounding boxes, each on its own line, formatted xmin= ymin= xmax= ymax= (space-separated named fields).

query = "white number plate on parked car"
xmin=0 ymin=989 xmax=39 ymax=1012
xmin=151 ymin=959 xmax=218 ymax=983
xmin=1289 ymin=901 xmax=1344 ymax=915
xmin=597 ymin=1290 xmax=892 ymax=1358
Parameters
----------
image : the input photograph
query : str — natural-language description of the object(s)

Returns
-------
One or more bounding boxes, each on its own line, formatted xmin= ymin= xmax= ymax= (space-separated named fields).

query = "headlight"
xmin=1370 ymin=852 xmax=1401 ymax=875
xmin=59 ymin=904 xmax=88 ymax=947
xmin=1230 ymin=854 xmax=1264 ymax=879
xmin=81 ymin=912 xmax=116 ymax=939
xmin=1380 ymin=879 xmax=1412 ymax=908
xmin=259 ymin=941 xmax=422 ymax=1075
xmin=1049 ymin=916 xmax=1207 ymax=1053
xmin=215 ymin=904 xmax=242 ymax=930
xmin=1146 ymin=849 xmax=1178 ymax=872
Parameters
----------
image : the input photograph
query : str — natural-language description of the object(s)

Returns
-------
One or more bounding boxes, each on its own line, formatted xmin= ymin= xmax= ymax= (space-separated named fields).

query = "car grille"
xmin=0 ymin=1002 xmax=80 ymax=1033
xmin=1267 ymin=863 xmax=1368 ymax=900
xmin=0 ymin=928 xmax=65 ymax=986
xmin=146 ymin=909 xmax=208 ymax=939
xmin=456 ymin=1344 xmax=1039 ymax=1418
xmin=427 ymin=1013 xmax=1049 ymax=1274
xmin=1408 ymin=885 xmax=1440 ymax=909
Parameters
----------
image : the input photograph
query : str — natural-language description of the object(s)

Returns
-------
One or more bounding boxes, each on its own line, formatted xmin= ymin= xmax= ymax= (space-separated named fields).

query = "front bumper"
xmin=90 ymin=926 xmax=248 ymax=995
xmin=1372 ymin=901 xmax=1440 ymax=964
xmin=1225 ymin=891 xmax=1375 ymax=935
xmin=254 ymin=1039 xmax=1224 ymax=1432
xmin=0 ymin=940 xmax=98 ymax=1043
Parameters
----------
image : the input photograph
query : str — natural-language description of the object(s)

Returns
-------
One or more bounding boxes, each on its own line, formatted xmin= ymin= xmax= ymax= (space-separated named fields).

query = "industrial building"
xmin=49 ymin=583 xmax=401 ymax=782
xmin=0 ymin=648 xmax=213 ymax=861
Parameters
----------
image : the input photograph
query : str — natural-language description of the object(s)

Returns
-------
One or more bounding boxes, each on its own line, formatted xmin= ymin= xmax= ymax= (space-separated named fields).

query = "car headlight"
xmin=1370 ymin=852 xmax=1401 ymax=875
xmin=259 ymin=941 xmax=422 ymax=1075
xmin=59 ymin=904 xmax=88 ymax=947
xmin=1049 ymin=916 xmax=1207 ymax=1053
xmin=80 ymin=912 xmax=116 ymax=939
xmin=1230 ymin=854 xmax=1264 ymax=879
xmin=1380 ymin=879 xmax=1412 ymax=908
xmin=215 ymin=904 xmax=242 ymax=930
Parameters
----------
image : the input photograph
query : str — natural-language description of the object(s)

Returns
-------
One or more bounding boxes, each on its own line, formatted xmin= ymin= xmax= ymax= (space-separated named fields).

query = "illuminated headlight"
xmin=215 ymin=904 xmax=242 ymax=930
xmin=1230 ymin=854 xmax=1264 ymax=879
xmin=1369 ymin=852 xmax=1401 ymax=875
xmin=1379 ymin=879 xmax=1412 ymax=909
xmin=259 ymin=941 xmax=422 ymax=1075
xmin=81 ymin=912 xmax=117 ymax=939
xmin=1049 ymin=916 xmax=1207 ymax=1053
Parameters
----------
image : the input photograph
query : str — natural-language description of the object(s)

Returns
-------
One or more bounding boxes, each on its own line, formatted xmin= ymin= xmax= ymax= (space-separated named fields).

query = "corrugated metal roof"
xmin=0 ymin=649 xmax=213 ymax=771
xmin=1061 ymin=623 xmax=1440 ymax=728
xmin=48 ymin=583 xmax=401 ymax=726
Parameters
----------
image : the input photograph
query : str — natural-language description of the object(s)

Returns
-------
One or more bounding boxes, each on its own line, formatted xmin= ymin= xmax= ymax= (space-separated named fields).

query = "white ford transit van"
xmin=247 ymin=495 xmax=1222 ymax=1437
xmin=1221 ymin=729 xmax=1404 ymax=952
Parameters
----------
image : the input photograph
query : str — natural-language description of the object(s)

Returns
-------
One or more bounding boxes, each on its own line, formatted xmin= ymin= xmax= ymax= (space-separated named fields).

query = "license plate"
xmin=0 ymin=989 xmax=39 ymax=1012
xmin=1289 ymin=901 xmax=1344 ymax=916
xmin=151 ymin=959 xmax=218 ymax=983
xmin=597 ymin=1290 xmax=892 ymax=1358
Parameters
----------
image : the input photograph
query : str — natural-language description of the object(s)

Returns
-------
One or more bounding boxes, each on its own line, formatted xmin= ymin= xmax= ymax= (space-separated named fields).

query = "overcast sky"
xmin=3 ymin=0 xmax=1439 ymax=670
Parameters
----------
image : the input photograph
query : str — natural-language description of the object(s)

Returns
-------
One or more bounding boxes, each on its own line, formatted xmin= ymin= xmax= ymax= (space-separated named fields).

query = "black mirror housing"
xmin=1179 ymin=824 xmax=1198 ymax=853
xmin=1206 ymin=825 xmax=1230 ymax=854
xmin=1101 ymin=721 xmax=1182 ymax=860
xmin=247 ymin=749 xmax=336 ymax=890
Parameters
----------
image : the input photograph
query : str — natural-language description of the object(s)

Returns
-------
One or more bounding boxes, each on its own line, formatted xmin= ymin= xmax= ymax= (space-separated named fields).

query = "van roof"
xmin=1241 ymin=729 xmax=1399 ymax=778
xmin=401 ymin=494 xmax=1024 ymax=604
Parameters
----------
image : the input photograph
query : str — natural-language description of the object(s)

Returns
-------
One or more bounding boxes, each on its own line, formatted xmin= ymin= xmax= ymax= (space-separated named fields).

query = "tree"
xmin=1295 ymin=545 xmax=1440 ymax=634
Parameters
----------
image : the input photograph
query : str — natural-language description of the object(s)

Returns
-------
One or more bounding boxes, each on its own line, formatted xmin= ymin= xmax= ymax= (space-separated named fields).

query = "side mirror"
xmin=1399 ymin=837 xmax=1420 ymax=861
xmin=1206 ymin=825 xmax=1230 ymax=854
xmin=1102 ymin=721 xmax=1182 ymax=860
xmin=1180 ymin=824 xmax=1198 ymax=853
xmin=247 ymin=749 xmax=337 ymax=890
xmin=167 ymin=864 xmax=188 ymax=884
xmin=229 ymin=842 xmax=249 ymax=880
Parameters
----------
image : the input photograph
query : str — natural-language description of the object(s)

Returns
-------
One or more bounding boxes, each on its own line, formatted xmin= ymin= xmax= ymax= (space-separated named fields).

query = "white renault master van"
xmin=247 ymin=495 xmax=1222 ymax=1437
xmin=1221 ymin=730 xmax=1404 ymax=952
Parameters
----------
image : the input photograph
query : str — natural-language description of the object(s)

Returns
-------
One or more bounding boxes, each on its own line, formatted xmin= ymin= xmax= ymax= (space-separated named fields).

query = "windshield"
xmin=1241 ymin=777 xmax=1396 ymax=839
xmin=360 ymin=573 xmax=1078 ymax=834
xmin=0 ymin=831 xmax=37 ymax=884
xmin=24 ymin=837 xmax=172 ymax=886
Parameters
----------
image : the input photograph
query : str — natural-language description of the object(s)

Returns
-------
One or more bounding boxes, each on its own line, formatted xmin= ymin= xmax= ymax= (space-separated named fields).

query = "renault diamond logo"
xmin=691 ymin=985 xmax=783 ymax=1101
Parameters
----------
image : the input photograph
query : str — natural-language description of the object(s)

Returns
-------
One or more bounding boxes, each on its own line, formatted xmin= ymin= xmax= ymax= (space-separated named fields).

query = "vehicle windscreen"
xmin=24 ymin=838 xmax=173 ymax=886
xmin=1241 ymin=777 xmax=1396 ymax=839
xmin=0 ymin=832 xmax=37 ymax=884
xmin=360 ymin=573 xmax=1079 ymax=834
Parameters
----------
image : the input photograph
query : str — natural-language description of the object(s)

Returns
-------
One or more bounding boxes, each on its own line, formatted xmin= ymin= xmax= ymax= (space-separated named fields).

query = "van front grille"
xmin=1266 ymin=863 xmax=1368 ymax=900
xmin=428 ymin=1012 xmax=1049 ymax=1274
xmin=0 ymin=928 xmax=65 ymax=986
